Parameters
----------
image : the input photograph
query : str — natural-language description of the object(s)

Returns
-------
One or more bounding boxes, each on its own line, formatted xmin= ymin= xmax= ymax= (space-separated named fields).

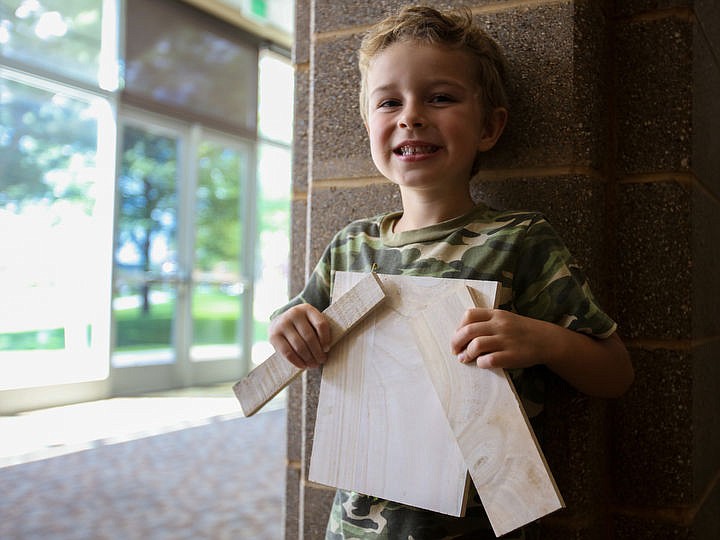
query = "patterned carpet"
xmin=0 ymin=401 xmax=286 ymax=539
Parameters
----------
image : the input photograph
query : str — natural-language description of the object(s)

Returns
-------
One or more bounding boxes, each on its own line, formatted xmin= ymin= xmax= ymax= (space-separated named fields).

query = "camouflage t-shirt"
xmin=279 ymin=204 xmax=616 ymax=540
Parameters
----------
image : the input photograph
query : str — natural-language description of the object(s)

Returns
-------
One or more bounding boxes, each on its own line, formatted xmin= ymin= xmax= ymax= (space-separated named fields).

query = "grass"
xmin=1 ymin=292 xmax=269 ymax=352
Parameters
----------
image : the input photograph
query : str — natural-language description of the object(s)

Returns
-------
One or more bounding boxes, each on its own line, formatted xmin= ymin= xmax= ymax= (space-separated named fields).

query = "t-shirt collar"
xmin=379 ymin=203 xmax=490 ymax=247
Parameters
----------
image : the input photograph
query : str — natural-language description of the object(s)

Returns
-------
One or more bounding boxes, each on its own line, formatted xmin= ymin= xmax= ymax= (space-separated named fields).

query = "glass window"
xmin=251 ymin=49 xmax=293 ymax=366
xmin=220 ymin=0 xmax=295 ymax=36
xmin=252 ymin=141 xmax=291 ymax=366
xmin=0 ymin=73 xmax=115 ymax=389
xmin=0 ymin=0 xmax=118 ymax=90
xmin=0 ymin=0 xmax=294 ymax=399
xmin=258 ymin=48 xmax=294 ymax=144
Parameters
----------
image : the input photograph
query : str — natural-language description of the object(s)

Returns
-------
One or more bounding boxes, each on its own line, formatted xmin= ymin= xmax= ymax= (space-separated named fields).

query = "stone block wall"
xmin=285 ymin=0 xmax=719 ymax=538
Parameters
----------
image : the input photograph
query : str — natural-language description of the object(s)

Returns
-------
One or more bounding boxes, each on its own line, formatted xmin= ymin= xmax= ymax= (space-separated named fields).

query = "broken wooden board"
xmin=309 ymin=272 xmax=500 ymax=516
xmin=233 ymin=272 xmax=386 ymax=417
xmin=410 ymin=285 xmax=564 ymax=537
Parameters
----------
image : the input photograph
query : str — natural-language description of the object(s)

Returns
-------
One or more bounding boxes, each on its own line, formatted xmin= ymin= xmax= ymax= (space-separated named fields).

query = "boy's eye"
xmin=429 ymin=94 xmax=454 ymax=104
xmin=378 ymin=99 xmax=401 ymax=108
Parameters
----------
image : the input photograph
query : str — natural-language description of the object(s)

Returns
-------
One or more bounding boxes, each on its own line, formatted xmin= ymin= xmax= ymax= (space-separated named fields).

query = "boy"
xmin=270 ymin=6 xmax=634 ymax=539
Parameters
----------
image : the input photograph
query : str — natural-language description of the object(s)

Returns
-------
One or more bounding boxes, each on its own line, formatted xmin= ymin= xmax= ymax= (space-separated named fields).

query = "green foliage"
xmin=117 ymin=125 xmax=178 ymax=275
xmin=1 ymin=0 xmax=104 ymax=85
xmin=194 ymin=142 xmax=244 ymax=272
xmin=0 ymin=329 xmax=65 ymax=351
xmin=0 ymin=78 xmax=98 ymax=210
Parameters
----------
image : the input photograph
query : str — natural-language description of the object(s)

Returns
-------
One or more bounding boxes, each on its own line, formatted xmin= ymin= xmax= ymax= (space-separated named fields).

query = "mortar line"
xmin=618 ymin=173 xmax=720 ymax=205
xmin=309 ymin=166 xmax=605 ymax=190
xmin=611 ymin=467 xmax=720 ymax=526
xmin=312 ymin=0 xmax=571 ymax=42
xmin=624 ymin=336 xmax=720 ymax=351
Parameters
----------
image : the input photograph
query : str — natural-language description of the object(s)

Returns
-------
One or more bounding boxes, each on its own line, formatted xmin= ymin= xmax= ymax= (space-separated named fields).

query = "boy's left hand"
xmin=452 ymin=308 xmax=634 ymax=398
xmin=451 ymin=308 xmax=547 ymax=370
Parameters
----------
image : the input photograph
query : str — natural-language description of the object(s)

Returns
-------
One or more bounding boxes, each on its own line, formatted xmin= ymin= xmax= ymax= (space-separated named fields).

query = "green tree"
xmin=194 ymin=142 xmax=243 ymax=274
xmin=117 ymin=126 xmax=177 ymax=314
xmin=0 ymin=78 xmax=97 ymax=209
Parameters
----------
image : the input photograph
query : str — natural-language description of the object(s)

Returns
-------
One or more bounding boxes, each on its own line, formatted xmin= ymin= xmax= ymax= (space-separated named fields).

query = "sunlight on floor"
xmin=0 ymin=383 xmax=286 ymax=468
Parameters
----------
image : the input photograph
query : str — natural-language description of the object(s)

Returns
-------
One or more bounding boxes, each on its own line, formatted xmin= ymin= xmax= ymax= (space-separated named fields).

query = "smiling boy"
xmin=269 ymin=6 xmax=633 ymax=539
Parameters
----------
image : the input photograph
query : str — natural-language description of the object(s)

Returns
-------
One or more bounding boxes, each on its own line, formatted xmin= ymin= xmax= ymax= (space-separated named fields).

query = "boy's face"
xmin=364 ymin=41 xmax=498 ymax=193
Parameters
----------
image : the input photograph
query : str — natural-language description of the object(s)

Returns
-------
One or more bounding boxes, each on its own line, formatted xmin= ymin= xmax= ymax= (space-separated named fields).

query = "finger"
xmin=290 ymin=317 xmax=327 ymax=366
xmin=306 ymin=309 xmax=331 ymax=353
xmin=457 ymin=350 xmax=473 ymax=364
xmin=450 ymin=320 xmax=492 ymax=354
xmin=271 ymin=335 xmax=312 ymax=370
xmin=268 ymin=318 xmax=308 ymax=368
xmin=457 ymin=307 xmax=493 ymax=328
xmin=271 ymin=316 xmax=321 ymax=369
xmin=462 ymin=335 xmax=500 ymax=363
xmin=475 ymin=353 xmax=497 ymax=369
xmin=475 ymin=349 xmax=512 ymax=369
xmin=459 ymin=349 xmax=496 ymax=367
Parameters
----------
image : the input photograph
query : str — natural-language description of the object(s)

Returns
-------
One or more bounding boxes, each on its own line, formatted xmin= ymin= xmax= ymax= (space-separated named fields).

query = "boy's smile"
xmin=365 ymin=40 xmax=495 ymax=196
xmin=394 ymin=141 xmax=440 ymax=158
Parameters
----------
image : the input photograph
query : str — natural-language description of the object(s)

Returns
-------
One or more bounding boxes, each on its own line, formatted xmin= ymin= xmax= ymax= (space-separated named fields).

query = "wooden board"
xmin=410 ymin=286 xmax=564 ymax=536
xmin=233 ymin=272 xmax=386 ymax=416
xmin=309 ymin=272 xmax=500 ymax=516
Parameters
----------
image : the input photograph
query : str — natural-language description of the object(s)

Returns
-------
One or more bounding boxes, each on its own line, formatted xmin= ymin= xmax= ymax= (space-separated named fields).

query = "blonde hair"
xmin=358 ymin=5 xmax=509 ymax=126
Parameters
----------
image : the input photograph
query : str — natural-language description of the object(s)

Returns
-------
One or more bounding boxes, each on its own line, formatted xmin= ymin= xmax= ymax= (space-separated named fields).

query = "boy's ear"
xmin=478 ymin=107 xmax=508 ymax=152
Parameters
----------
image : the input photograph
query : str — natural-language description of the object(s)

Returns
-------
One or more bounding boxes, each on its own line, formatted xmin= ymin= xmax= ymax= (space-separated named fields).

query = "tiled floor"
xmin=0 ymin=384 xmax=285 ymax=467
xmin=0 ymin=385 xmax=287 ymax=539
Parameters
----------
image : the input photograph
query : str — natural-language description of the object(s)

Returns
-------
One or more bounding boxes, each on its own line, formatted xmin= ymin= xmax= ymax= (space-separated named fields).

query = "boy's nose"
xmin=398 ymin=104 xmax=425 ymax=129
xmin=399 ymin=117 xmax=424 ymax=128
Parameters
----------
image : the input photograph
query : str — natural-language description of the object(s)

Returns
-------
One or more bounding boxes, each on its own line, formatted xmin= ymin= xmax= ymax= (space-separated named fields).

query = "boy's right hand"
xmin=268 ymin=304 xmax=331 ymax=369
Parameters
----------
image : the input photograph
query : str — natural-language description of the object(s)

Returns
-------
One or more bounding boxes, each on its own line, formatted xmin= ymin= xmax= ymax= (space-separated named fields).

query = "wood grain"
xmin=410 ymin=286 xmax=564 ymax=536
xmin=309 ymin=272 xmax=500 ymax=517
xmin=233 ymin=272 xmax=386 ymax=417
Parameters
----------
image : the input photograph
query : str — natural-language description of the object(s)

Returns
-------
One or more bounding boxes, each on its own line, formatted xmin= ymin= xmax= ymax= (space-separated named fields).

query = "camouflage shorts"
xmin=325 ymin=489 xmax=534 ymax=540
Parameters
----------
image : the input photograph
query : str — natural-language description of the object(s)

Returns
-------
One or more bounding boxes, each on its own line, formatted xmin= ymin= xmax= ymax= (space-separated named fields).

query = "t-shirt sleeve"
xmin=269 ymin=216 xmax=383 ymax=319
xmin=512 ymin=216 xmax=617 ymax=338
xmin=270 ymin=241 xmax=333 ymax=319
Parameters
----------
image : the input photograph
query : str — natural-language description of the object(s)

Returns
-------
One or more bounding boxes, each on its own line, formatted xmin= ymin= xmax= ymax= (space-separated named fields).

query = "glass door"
xmin=111 ymin=114 xmax=253 ymax=394
xmin=187 ymin=135 xmax=254 ymax=383
xmin=111 ymin=120 xmax=181 ymax=385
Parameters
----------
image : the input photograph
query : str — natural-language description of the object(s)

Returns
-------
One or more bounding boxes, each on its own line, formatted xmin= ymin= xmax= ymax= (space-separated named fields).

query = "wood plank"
xmin=233 ymin=272 xmax=386 ymax=417
xmin=309 ymin=272 xmax=499 ymax=516
xmin=410 ymin=286 xmax=564 ymax=536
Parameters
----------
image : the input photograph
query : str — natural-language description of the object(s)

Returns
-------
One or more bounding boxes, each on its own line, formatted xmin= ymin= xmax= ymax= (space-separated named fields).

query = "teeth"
xmin=398 ymin=145 xmax=437 ymax=156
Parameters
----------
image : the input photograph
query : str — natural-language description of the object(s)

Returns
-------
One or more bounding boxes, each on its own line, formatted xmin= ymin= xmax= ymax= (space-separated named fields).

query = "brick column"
xmin=610 ymin=1 xmax=720 ymax=537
